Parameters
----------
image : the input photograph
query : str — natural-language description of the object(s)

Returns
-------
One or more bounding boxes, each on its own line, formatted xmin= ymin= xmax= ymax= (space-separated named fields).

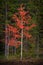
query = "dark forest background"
xmin=0 ymin=0 xmax=43 ymax=59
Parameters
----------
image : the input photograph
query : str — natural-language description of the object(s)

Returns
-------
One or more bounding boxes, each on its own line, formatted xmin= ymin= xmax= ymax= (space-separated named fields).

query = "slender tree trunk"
xmin=21 ymin=21 xmax=23 ymax=60
xmin=5 ymin=1 xmax=9 ymax=58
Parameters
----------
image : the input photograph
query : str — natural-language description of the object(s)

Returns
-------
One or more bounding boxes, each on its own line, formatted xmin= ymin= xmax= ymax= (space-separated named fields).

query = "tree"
xmin=10 ymin=4 xmax=36 ymax=59
xmin=3 ymin=3 xmax=36 ymax=59
xmin=0 ymin=0 xmax=42 ymax=59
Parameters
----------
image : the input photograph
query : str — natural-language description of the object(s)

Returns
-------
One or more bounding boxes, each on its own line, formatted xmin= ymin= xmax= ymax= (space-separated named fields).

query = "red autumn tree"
xmin=4 ymin=4 xmax=36 ymax=59
xmin=11 ymin=4 xmax=36 ymax=59
xmin=11 ymin=4 xmax=36 ymax=42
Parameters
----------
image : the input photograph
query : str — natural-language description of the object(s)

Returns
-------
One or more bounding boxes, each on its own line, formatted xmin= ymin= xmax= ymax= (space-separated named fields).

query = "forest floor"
xmin=0 ymin=58 xmax=43 ymax=65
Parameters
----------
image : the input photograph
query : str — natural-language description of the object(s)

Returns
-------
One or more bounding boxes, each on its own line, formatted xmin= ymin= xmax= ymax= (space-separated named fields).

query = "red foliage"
xmin=19 ymin=11 xmax=28 ymax=17
xmin=16 ymin=41 xmax=21 ymax=48
xmin=7 ymin=24 xmax=19 ymax=33
xmin=25 ymin=26 xmax=30 ymax=30
xmin=25 ymin=24 xmax=36 ymax=31
xmin=30 ymin=24 xmax=36 ymax=28
xmin=24 ymin=32 xmax=32 ymax=39
xmin=5 ymin=4 xmax=36 ymax=48
xmin=13 ymin=34 xmax=21 ymax=38
xmin=8 ymin=38 xmax=21 ymax=48
xmin=17 ymin=23 xmax=24 ymax=29
xmin=8 ymin=38 xmax=15 ymax=46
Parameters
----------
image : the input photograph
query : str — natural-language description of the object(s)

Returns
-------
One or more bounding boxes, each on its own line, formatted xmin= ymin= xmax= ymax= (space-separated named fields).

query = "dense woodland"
xmin=0 ymin=0 xmax=43 ymax=59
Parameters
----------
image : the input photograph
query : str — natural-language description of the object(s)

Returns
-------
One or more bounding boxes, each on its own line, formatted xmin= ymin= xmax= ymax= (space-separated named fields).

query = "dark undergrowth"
xmin=0 ymin=59 xmax=43 ymax=65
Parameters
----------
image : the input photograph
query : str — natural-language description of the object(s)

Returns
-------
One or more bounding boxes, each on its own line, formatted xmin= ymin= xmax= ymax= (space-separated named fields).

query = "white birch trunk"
xmin=21 ymin=21 xmax=23 ymax=60
xmin=5 ymin=1 xmax=9 ymax=58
